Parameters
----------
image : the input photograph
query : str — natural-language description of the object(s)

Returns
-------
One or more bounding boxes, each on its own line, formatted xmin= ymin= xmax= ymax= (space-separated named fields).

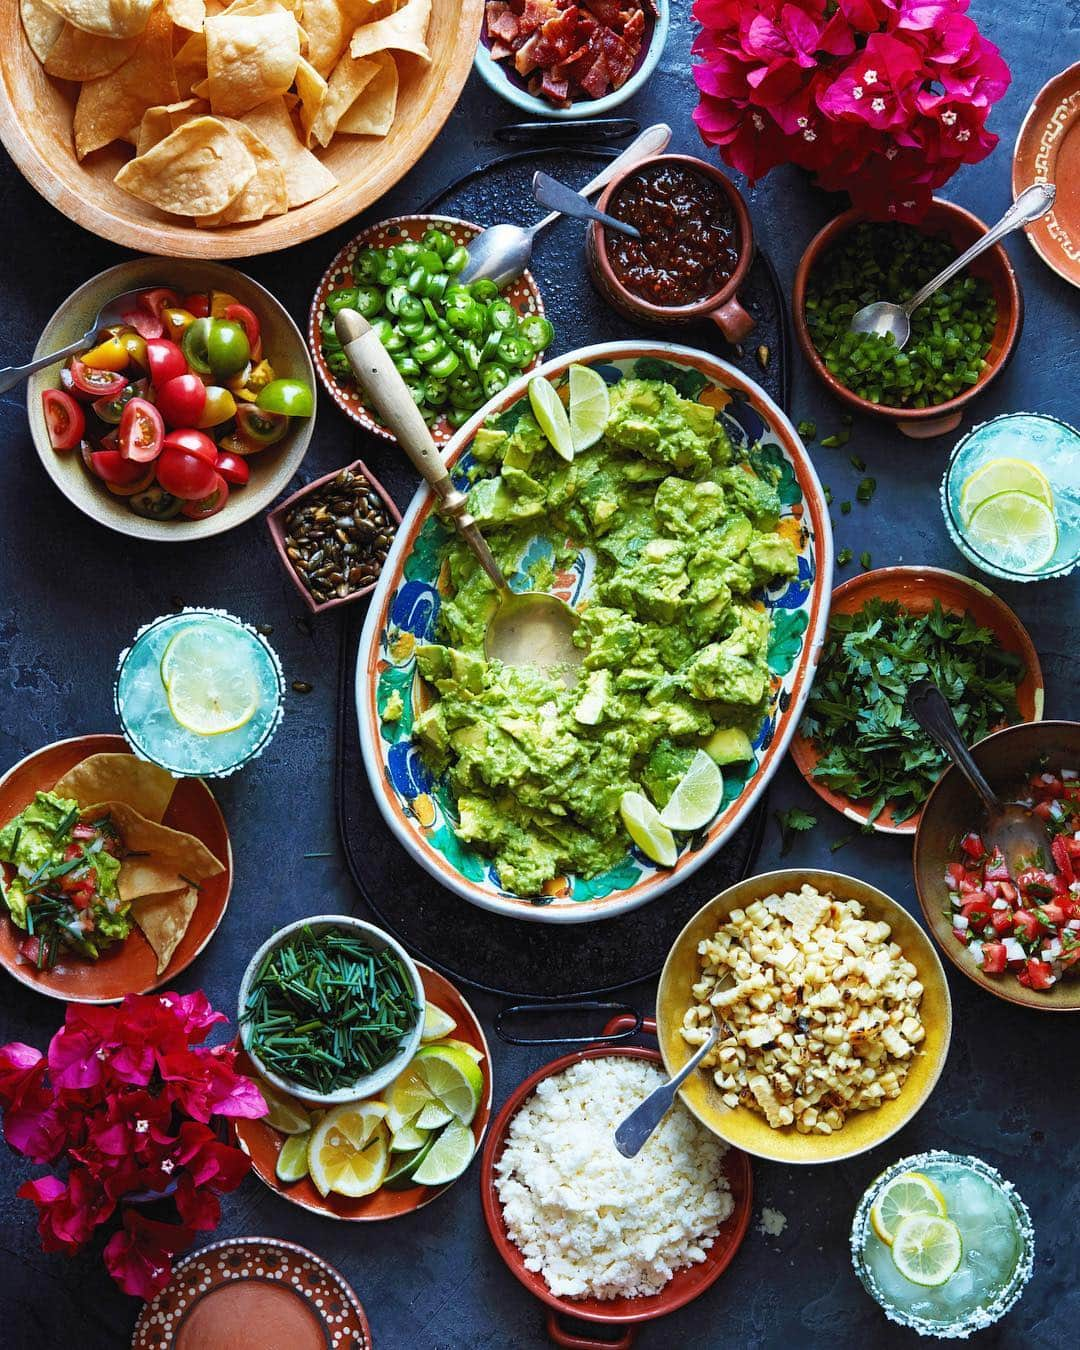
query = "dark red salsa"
xmin=604 ymin=162 xmax=741 ymax=308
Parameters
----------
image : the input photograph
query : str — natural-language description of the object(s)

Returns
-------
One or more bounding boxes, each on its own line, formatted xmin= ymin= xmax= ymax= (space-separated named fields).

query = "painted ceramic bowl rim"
xmin=1012 ymin=61 xmax=1080 ymax=289
xmin=789 ymin=565 xmax=1045 ymax=834
xmin=473 ymin=0 xmax=670 ymax=120
xmin=236 ymin=914 xmax=425 ymax=1105
xmin=355 ymin=339 xmax=833 ymax=924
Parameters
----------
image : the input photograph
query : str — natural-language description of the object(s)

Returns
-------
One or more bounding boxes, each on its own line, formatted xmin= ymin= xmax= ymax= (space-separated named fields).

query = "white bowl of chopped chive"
xmin=238 ymin=916 xmax=425 ymax=1107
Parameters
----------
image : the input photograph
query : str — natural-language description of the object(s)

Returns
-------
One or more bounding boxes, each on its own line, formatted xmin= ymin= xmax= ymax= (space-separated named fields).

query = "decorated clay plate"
xmin=309 ymin=214 xmax=547 ymax=445
xmin=233 ymin=964 xmax=493 ymax=1220
xmin=789 ymin=566 xmax=1044 ymax=834
xmin=0 ymin=734 xmax=231 ymax=1003
xmin=131 ymin=1237 xmax=370 ymax=1349
xmin=1013 ymin=61 xmax=1080 ymax=288
xmin=355 ymin=341 xmax=832 ymax=923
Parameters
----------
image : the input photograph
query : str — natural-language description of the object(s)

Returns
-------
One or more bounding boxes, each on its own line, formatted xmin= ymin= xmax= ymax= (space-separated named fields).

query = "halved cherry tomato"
xmin=69 ymin=360 xmax=127 ymax=399
xmin=156 ymin=448 xmax=219 ymax=500
xmin=223 ymin=303 xmax=262 ymax=362
xmin=119 ymin=397 xmax=164 ymax=463
xmin=107 ymin=463 xmax=157 ymax=497
xmin=145 ymin=339 xmax=188 ymax=388
xmin=181 ymin=474 xmax=230 ymax=519
xmin=207 ymin=319 xmax=250 ymax=379
xmin=162 ymin=428 xmax=218 ymax=464
xmin=235 ymin=404 xmax=288 ymax=447
xmin=90 ymin=449 xmax=151 ymax=486
xmin=257 ymin=378 xmax=313 ymax=417
xmin=121 ymin=309 xmax=162 ymax=341
xmin=92 ymin=379 xmax=148 ymax=426
xmin=182 ymin=317 xmax=213 ymax=374
xmin=163 ymin=307 xmax=197 ymax=345
xmin=156 ymin=374 xmax=207 ymax=428
xmin=210 ymin=289 xmax=241 ymax=319
xmin=129 ymin=486 xmax=182 ymax=520
xmin=81 ymin=335 xmax=130 ymax=372
xmin=214 ymin=450 xmax=250 ymax=485
xmin=42 ymin=390 xmax=85 ymax=451
xmin=217 ymin=431 xmax=252 ymax=458
xmin=117 ymin=329 xmax=148 ymax=368
xmin=197 ymin=386 xmax=237 ymax=428
xmin=183 ymin=293 xmax=211 ymax=318
xmin=139 ymin=289 xmax=180 ymax=322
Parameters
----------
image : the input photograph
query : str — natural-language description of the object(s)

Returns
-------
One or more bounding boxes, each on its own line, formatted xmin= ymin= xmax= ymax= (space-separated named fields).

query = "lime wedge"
xmin=529 ymin=376 xmax=574 ymax=462
xmin=257 ymin=1081 xmax=312 ymax=1136
xmin=385 ymin=1064 xmax=435 ymax=1133
xmin=164 ymin=625 xmax=260 ymax=736
xmin=568 ymin=364 xmax=610 ymax=453
xmin=658 ymin=750 xmax=724 ymax=832
xmin=414 ymin=1099 xmax=454 ymax=1130
xmin=413 ymin=1044 xmax=483 ymax=1126
xmin=275 ymin=1131 xmax=311 ymax=1183
xmin=383 ymin=1134 xmax=437 ymax=1190
xmin=410 ymin=1119 xmax=476 ymax=1188
xmin=421 ymin=1003 xmax=457 ymax=1042
xmin=390 ymin=1118 xmax=432 ymax=1153
xmin=619 ymin=790 xmax=678 ymax=867
xmin=965 ymin=490 xmax=1058 ymax=573
xmin=870 ymin=1171 xmax=947 ymax=1246
xmin=440 ymin=1038 xmax=484 ymax=1064
xmin=960 ymin=457 xmax=1054 ymax=522
xmin=890 ymin=1215 xmax=963 ymax=1287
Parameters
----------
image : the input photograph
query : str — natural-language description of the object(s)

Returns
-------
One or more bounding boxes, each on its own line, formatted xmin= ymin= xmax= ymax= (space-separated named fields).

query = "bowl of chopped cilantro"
xmin=793 ymin=201 xmax=1022 ymax=438
xmin=790 ymin=567 xmax=1044 ymax=833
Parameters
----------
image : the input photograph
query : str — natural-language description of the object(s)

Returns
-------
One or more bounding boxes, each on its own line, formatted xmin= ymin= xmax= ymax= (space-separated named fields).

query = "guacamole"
xmin=413 ymin=378 xmax=800 ymax=895
xmin=0 ymin=791 xmax=130 ymax=965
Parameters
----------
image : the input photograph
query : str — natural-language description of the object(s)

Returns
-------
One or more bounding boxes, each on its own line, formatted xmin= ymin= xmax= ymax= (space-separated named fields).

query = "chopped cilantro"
xmin=859 ymin=550 xmax=872 ymax=569
xmin=837 ymin=547 xmax=853 ymax=566
xmin=824 ymin=486 xmax=833 ymax=504
xmin=797 ymin=419 xmax=817 ymax=441
xmin=856 ymin=476 xmax=876 ymax=503
xmin=850 ymin=454 xmax=866 ymax=472
xmin=775 ymin=807 xmax=818 ymax=856
xmin=841 ymin=500 xmax=852 ymax=515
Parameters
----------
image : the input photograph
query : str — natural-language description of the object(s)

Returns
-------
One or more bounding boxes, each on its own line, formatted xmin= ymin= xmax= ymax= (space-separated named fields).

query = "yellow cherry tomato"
xmin=197 ymin=386 xmax=238 ymax=428
xmin=161 ymin=307 xmax=196 ymax=344
xmin=210 ymin=290 xmax=241 ymax=319
xmin=81 ymin=336 xmax=130 ymax=372
xmin=118 ymin=329 xmax=148 ymax=369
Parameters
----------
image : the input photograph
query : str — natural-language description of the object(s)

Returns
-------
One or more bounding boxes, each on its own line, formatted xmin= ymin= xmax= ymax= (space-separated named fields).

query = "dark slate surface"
xmin=0 ymin=3 xmax=1077 ymax=1347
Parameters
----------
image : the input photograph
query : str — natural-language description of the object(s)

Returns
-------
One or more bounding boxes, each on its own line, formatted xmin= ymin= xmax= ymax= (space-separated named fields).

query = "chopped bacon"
xmin=490 ymin=38 xmax=513 ymax=59
xmin=540 ymin=71 xmax=571 ymax=103
xmin=486 ymin=2 xmax=522 ymax=43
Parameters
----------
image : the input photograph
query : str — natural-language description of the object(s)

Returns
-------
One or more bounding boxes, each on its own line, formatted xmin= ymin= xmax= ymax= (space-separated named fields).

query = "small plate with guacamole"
xmin=356 ymin=342 xmax=832 ymax=922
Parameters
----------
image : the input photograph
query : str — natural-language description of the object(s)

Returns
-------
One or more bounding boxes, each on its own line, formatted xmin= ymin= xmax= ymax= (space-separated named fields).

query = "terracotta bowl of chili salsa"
xmin=586 ymin=154 xmax=755 ymax=343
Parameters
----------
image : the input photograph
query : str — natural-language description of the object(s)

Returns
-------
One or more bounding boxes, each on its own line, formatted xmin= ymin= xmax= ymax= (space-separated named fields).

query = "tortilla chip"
xmin=43 ymin=0 xmax=158 ymax=40
xmin=135 ymin=98 xmax=209 ymax=155
xmin=53 ymin=754 xmax=177 ymax=825
xmin=294 ymin=54 xmax=329 ymax=145
xmin=165 ymin=0 xmax=206 ymax=28
xmin=197 ymin=116 xmax=288 ymax=222
xmin=114 ymin=116 xmax=256 ymax=216
xmin=133 ymin=885 xmax=199 ymax=974
xmin=81 ymin=800 xmax=223 ymax=902
xmin=349 ymin=0 xmax=431 ymax=62
xmin=241 ymin=96 xmax=337 ymax=207
xmin=336 ymin=48 xmax=397 ymax=136
xmin=302 ymin=51 xmax=375 ymax=147
xmin=204 ymin=8 xmax=301 ymax=117
xmin=44 ymin=24 xmax=136 ymax=81
xmin=73 ymin=9 xmax=178 ymax=159
xmin=300 ymin=0 xmax=373 ymax=77
xmin=20 ymin=0 xmax=63 ymax=63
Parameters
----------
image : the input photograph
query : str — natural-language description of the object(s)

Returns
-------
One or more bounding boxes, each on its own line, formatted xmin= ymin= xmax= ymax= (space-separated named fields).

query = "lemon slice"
xmin=890 ymin=1215 xmax=963 ymax=1287
xmin=164 ymin=628 xmax=260 ymax=736
xmin=411 ymin=1119 xmax=476 ymax=1188
xmin=619 ymin=790 xmax=678 ymax=867
xmin=964 ymin=491 xmax=1058 ymax=573
xmin=421 ymin=1004 xmax=457 ymax=1042
xmin=257 ymin=1081 xmax=312 ymax=1136
xmin=413 ymin=1045 xmax=484 ymax=1126
xmin=275 ymin=1131 xmax=311 ymax=1183
xmin=870 ymin=1171 xmax=947 ymax=1246
xmin=658 ymin=750 xmax=724 ymax=832
xmin=960 ymin=457 xmax=1054 ymax=522
xmin=529 ymin=376 xmax=574 ymax=462
xmin=568 ymin=364 xmax=610 ymax=453
xmin=385 ymin=1064 xmax=435 ymax=1133
xmin=307 ymin=1101 xmax=390 ymax=1198
xmin=390 ymin=1118 xmax=432 ymax=1153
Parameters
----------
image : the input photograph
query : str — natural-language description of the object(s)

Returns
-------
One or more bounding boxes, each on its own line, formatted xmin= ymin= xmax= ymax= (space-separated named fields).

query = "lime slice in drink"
xmin=529 ymin=376 xmax=574 ymax=462
xmin=307 ymin=1101 xmax=390 ymax=1198
xmin=163 ymin=624 xmax=260 ymax=735
xmin=410 ymin=1119 xmax=476 ymax=1188
xmin=964 ymin=491 xmax=1058 ymax=574
xmin=619 ymin=790 xmax=678 ymax=867
xmin=421 ymin=1004 xmax=457 ymax=1042
xmin=383 ymin=1134 xmax=437 ymax=1190
xmin=257 ymin=1081 xmax=312 ymax=1136
xmin=568 ymin=364 xmax=610 ymax=453
xmin=959 ymin=457 xmax=1054 ymax=522
xmin=870 ymin=1171 xmax=947 ymax=1246
xmin=413 ymin=1045 xmax=484 ymax=1126
xmin=658 ymin=750 xmax=724 ymax=832
xmin=275 ymin=1131 xmax=311 ymax=1183
xmin=890 ymin=1215 xmax=963 ymax=1287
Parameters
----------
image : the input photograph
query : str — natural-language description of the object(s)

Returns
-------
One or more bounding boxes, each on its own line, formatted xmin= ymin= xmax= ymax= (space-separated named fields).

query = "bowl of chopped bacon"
xmin=475 ymin=1 xmax=669 ymax=116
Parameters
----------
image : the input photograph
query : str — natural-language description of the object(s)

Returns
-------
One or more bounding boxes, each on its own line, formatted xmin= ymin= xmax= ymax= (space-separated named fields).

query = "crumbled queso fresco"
xmin=494 ymin=1057 xmax=733 ymax=1301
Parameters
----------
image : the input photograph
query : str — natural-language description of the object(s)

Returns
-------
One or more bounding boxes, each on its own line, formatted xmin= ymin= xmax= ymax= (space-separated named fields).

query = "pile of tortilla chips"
xmin=52 ymin=752 xmax=223 ymax=974
xmin=19 ymin=0 xmax=432 ymax=225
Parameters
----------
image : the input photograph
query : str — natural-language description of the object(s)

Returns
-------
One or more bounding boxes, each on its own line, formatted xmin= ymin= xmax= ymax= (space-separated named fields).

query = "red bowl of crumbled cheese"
xmin=479 ymin=1017 xmax=753 ymax=1343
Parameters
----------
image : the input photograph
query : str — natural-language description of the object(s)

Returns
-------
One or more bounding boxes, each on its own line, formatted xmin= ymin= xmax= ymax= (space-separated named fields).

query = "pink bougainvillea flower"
xmin=817 ymin=34 xmax=924 ymax=130
xmin=158 ymin=1044 xmax=267 ymax=1123
xmin=19 ymin=1165 xmax=115 ymax=1254
xmin=103 ymin=1210 xmax=194 ymax=1301
xmin=174 ymin=1174 xmax=222 ymax=1231
xmin=174 ymin=1120 xmax=252 ymax=1193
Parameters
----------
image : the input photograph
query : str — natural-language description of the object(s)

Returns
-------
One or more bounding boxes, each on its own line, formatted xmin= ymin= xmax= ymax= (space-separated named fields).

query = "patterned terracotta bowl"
xmin=354 ymin=341 xmax=833 ymax=923
xmin=309 ymin=214 xmax=547 ymax=445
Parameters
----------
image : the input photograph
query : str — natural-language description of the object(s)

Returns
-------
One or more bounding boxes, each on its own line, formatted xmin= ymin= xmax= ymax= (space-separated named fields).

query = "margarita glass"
xmin=851 ymin=1151 xmax=1034 ymax=1338
xmin=941 ymin=413 xmax=1080 ymax=581
xmin=115 ymin=609 xmax=284 ymax=778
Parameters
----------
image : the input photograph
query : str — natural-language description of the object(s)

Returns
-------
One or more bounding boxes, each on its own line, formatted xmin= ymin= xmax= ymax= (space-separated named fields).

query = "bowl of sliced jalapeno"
xmin=309 ymin=215 xmax=552 ymax=446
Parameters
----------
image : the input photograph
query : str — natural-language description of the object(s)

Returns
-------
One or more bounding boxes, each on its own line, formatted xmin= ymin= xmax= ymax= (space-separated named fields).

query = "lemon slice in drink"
xmin=256 ymin=1081 xmax=312 ymax=1136
xmin=275 ymin=1131 xmax=311 ymax=1183
xmin=658 ymin=750 xmax=724 ymax=832
xmin=411 ymin=1119 xmax=476 ymax=1188
xmin=964 ymin=491 xmax=1058 ymax=573
xmin=568 ymin=364 xmax=610 ymax=453
xmin=163 ymin=626 xmax=260 ymax=736
xmin=620 ymin=790 xmax=678 ymax=867
xmin=870 ymin=1171 xmax=947 ymax=1245
xmin=413 ymin=1045 xmax=483 ymax=1126
xmin=307 ymin=1102 xmax=390 ymax=1198
xmin=529 ymin=376 xmax=574 ymax=462
xmin=959 ymin=457 xmax=1054 ymax=522
xmin=890 ymin=1214 xmax=963 ymax=1287
xmin=421 ymin=1004 xmax=457 ymax=1042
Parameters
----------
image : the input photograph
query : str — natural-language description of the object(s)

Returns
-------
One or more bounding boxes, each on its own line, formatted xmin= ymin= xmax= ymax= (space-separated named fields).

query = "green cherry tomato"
xmin=256 ymin=378 xmax=314 ymax=418
xmin=206 ymin=319 xmax=250 ymax=379
xmin=181 ymin=317 xmax=213 ymax=375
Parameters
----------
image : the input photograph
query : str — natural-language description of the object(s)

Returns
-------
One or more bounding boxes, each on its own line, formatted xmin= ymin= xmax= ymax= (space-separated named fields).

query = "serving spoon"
xmin=849 ymin=183 xmax=1056 ymax=349
xmin=614 ymin=1016 xmax=721 ymax=1159
xmin=0 ymin=286 xmax=165 ymax=395
xmin=460 ymin=121 xmax=671 ymax=287
xmin=531 ymin=172 xmax=641 ymax=238
xmin=905 ymin=679 xmax=1050 ymax=878
xmin=334 ymin=309 xmax=582 ymax=680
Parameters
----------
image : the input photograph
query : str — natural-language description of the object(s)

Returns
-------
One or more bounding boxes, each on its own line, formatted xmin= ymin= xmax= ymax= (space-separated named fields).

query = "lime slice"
xmin=964 ymin=491 xmax=1058 ymax=573
xmin=413 ymin=1045 xmax=483 ymax=1126
xmin=440 ymin=1038 xmax=484 ymax=1065
xmin=307 ymin=1101 xmax=390 ymax=1199
xmin=383 ymin=1134 xmax=437 ymax=1190
xmin=410 ymin=1119 xmax=476 ymax=1188
xmin=890 ymin=1215 xmax=963 ymax=1287
xmin=421 ymin=1004 xmax=457 ymax=1042
xmin=256 ymin=1081 xmax=312 ymax=1136
xmin=529 ymin=376 xmax=574 ymax=462
xmin=415 ymin=1099 xmax=454 ymax=1130
xmin=960 ymin=457 xmax=1054 ymax=522
xmin=390 ymin=1118 xmax=432 ymax=1153
xmin=657 ymin=750 xmax=724 ymax=832
xmin=870 ymin=1171 xmax=947 ymax=1246
xmin=619 ymin=790 xmax=678 ymax=867
xmin=164 ymin=627 xmax=260 ymax=736
xmin=275 ymin=1131 xmax=311 ymax=1183
xmin=568 ymin=364 xmax=610 ymax=453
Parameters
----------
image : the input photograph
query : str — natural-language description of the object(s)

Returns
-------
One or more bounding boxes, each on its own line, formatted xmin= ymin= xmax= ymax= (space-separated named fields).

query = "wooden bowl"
xmin=0 ymin=1 xmax=484 ymax=258
xmin=655 ymin=870 xmax=953 ymax=1164
xmin=792 ymin=200 xmax=1023 ymax=440
xmin=27 ymin=258 xmax=315 ymax=542
xmin=789 ymin=566 xmax=1045 ymax=834
xmin=913 ymin=720 xmax=1080 ymax=1012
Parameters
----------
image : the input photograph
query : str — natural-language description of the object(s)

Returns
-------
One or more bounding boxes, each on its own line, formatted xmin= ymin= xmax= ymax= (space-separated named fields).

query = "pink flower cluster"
xmin=692 ymin=0 xmax=1010 ymax=219
xmin=0 ymin=992 xmax=266 ymax=1300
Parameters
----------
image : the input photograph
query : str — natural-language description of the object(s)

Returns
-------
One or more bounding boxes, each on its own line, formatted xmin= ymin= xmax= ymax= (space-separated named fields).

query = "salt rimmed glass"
xmin=851 ymin=1150 xmax=1034 ymax=1339
xmin=115 ymin=609 xmax=284 ymax=778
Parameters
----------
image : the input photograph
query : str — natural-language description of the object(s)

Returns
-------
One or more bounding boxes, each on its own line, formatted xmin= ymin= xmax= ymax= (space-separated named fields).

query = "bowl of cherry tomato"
xmin=29 ymin=258 xmax=316 ymax=540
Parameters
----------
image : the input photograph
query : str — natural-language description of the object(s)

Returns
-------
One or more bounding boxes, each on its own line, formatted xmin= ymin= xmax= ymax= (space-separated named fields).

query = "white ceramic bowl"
xmin=237 ymin=915 xmax=424 ymax=1107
